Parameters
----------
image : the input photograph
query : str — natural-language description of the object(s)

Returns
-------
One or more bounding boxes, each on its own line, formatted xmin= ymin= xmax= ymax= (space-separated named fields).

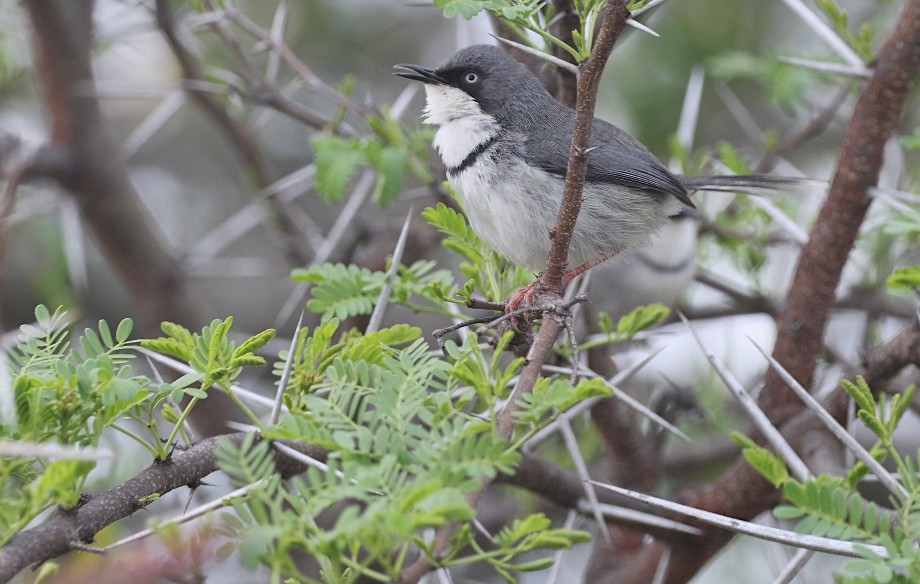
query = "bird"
xmin=394 ymin=44 xmax=788 ymax=308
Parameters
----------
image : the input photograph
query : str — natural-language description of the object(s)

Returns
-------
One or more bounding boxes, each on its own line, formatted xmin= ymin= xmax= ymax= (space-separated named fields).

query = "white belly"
xmin=449 ymin=157 xmax=682 ymax=273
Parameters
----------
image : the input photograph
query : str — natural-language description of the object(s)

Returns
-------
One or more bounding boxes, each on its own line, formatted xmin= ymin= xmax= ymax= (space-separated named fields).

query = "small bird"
xmin=395 ymin=45 xmax=784 ymax=302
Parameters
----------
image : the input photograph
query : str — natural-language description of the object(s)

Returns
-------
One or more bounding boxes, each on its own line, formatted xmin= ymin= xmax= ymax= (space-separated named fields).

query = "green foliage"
xmin=0 ymin=306 xmax=152 ymax=544
xmin=900 ymin=128 xmax=920 ymax=151
xmin=311 ymin=109 xmax=432 ymax=206
xmin=815 ymin=0 xmax=875 ymax=61
xmin=422 ymin=201 xmax=531 ymax=304
xmin=616 ymin=304 xmax=671 ymax=340
xmin=206 ymin=326 xmax=595 ymax=582
xmin=887 ymin=266 xmax=920 ymax=290
xmin=144 ymin=318 xmax=274 ymax=391
xmin=708 ymin=51 xmax=813 ymax=108
xmin=731 ymin=432 xmax=789 ymax=488
xmin=143 ymin=318 xmax=276 ymax=456
xmin=578 ymin=303 xmax=671 ymax=354
xmin=292 ymin=260 xmax=454 ymax=321
xmin=882 ymin=207 xmax=920 ymax=251
xmin=741 ymin=376 xmax=920 ymax=582
xmin=433 ymin=0 xmax=606 ymax=61
xmin=708 ymin=194 xmax=773 ymax=286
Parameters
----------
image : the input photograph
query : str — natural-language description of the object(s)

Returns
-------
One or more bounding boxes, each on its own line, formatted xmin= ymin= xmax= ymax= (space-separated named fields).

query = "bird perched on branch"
xmin=395 ymin=44 xmax=789 ymax=309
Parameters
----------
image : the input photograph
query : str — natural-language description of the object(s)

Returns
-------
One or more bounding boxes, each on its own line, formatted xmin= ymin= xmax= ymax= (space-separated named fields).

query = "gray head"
xmin=394 ymin=45 xmax=553 ymax=123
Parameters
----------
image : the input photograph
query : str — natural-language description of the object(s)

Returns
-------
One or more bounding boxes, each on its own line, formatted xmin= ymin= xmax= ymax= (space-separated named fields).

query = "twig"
xmin=154 ymin=0 xmax=312 ymax=265
xmin=366 ymin=208 xmax=414 ymax=334
xmin=591 ymin=482 xmax=889 ymax=559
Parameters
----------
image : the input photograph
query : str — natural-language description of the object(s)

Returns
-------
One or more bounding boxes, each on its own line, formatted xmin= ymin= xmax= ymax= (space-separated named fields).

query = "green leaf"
xmin=900 ymin=127 xmax=920 ymax=150
xmin=433 ymin=0 xmax=489 ymax=19
xmin=238 ymin=525 xmax=279 ymax=569
xmin=371 ymin=146 xmax=408 ymax=206
xmin=422 ymin=203 xmax=486 ymax=265
xmin=740 ymin=443 xmax=789 ymax=487
xmin=298 ymin=263 xmax=377 ymax=320
xmin=98 ymin=320 xmax=114 ymax=348
xmin=887 ymin=266 xmax=920 ymax=289
xmin=232 ymin=329 xmax=276 ymax=359
xmin=773 ymin=505 xmax=805 ymax=520
xmin=312 ymin=134 xmax=365 ymax=203
xmin=616 ymin=304 xmax=670 ymax=340
xmin=115 ymin=318 xmax=133 ymax=343
xmin=889 ymin=384 xmax=916 ymax=432
xmin=511 ymin=558 xmax=555 ymax=572
xmin=842 ymin=377 xmax=876 ymax=415
xmin=716 ymin=142 xmax=752 ymax=174
xmin=857 ymin=409 xmax=888 ymax=442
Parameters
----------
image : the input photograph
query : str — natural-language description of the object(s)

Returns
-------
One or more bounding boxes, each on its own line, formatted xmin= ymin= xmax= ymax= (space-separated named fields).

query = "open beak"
xmin=393 ymin=64 xmax=448 ymax=85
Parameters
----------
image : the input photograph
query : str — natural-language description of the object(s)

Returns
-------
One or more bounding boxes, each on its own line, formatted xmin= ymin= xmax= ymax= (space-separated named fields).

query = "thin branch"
xmin=591 ymin=482 xmax=889 ymax=559
xmin=678 ymin=313 xmax=812 ymax=483
xmin=776 ymin=0 xmax=869 ymax=69
xmin=0 ymin=432 xmax=326 ymax=582
xmin=751 ymin=337 xmax=908 ymax=499
xmin=154 ymin=0 xmax=312 ymax=265
xmin=24 ymin=0 xmax=190 ymax=333
xmin=366 ymin=208 xmax=414 ymax=335
xmin=270 ymin=310 xmax=303 ymax=426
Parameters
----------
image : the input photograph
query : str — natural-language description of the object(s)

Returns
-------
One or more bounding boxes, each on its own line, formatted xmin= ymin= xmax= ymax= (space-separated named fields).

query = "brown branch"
xmin=760 ymin=0 xmax=920 ymax=424
xmin=0 ymin=433 xmax=326 ymax=583
xmin=0 ymin=141 xmax=34 ymax=325
xmin=538 ymin=2 xmax=630 ymax=294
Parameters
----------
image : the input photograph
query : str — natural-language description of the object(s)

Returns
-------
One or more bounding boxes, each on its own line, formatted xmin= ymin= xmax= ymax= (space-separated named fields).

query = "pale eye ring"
xmin=464 ymin=72 xmax=479 ymax=83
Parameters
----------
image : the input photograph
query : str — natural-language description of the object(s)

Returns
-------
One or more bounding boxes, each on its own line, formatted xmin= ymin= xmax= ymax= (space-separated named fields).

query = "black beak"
xmin=393 ymin=64 xmax=448 ymax=85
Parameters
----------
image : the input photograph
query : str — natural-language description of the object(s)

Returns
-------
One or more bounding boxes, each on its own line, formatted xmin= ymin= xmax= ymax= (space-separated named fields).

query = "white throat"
xmin=423 ymin=85 xmax=499 ymax=172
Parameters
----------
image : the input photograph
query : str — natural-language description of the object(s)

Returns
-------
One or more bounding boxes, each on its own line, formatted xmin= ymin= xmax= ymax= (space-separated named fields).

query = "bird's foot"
xmin=503 ymin=281 xmax=541 ymax=332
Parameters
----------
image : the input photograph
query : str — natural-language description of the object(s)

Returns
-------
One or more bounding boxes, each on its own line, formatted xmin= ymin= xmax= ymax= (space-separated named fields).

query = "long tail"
xmin=679 ymin=174 xmax=804 ymax=194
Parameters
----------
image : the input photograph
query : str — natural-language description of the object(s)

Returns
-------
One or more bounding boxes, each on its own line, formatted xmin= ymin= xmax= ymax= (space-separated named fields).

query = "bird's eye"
xmin=464 ymin=72 xmax=479 ymax=83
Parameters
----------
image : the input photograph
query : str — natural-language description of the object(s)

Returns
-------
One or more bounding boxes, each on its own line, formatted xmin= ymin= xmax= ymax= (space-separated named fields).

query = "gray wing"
xmin=524 ymin=120 xmax=694 ymax=208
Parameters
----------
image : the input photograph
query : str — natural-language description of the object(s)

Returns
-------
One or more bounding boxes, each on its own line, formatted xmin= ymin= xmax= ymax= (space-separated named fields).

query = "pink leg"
xmin=504 ymin=252 xmax=619 ymax=316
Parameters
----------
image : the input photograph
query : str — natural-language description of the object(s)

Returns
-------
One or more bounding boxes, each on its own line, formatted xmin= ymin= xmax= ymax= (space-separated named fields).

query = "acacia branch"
xmin=759 ymin=0 xmax=920 ymax=424
xmin=0 ymin=433 xmax=326 ymax=583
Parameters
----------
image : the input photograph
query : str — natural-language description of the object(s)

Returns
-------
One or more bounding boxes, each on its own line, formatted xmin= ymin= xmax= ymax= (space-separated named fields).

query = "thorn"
xmin=70 ymin=540 xmax=106 ymax=555
xmin=625 ymin=17 xmax=660 ymax=37
xmin=490 ymin=35 xmax=580 ymax=76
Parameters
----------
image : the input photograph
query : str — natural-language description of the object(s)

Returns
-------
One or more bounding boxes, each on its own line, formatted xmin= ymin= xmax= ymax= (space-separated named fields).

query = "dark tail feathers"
xmin=679 ymin=174 xmax=803 ymax=193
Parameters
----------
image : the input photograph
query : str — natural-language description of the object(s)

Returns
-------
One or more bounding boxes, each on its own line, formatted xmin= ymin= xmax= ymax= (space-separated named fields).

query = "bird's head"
xmin=394 ymin=45 xmax=543 ymax=126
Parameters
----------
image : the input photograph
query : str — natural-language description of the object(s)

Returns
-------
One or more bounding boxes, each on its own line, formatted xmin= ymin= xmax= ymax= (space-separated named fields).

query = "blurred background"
xmin=2 ymin=0 xmax=919 ymax=582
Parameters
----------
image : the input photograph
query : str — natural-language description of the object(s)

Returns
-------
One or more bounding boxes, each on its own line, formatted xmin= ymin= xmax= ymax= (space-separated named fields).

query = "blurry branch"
xmin=194 ymin=1 xmax=361 ymax=136
xmin=606 ymin=318 xmax=920 ymax=584
xmin=490 ymin=0 xmax=580 ymax=104
xmin=154 ymin=0 xmax=311 ymax=265
xmin=219 ymin=5 xmax=371 ymax=117
xmin=0 ymin=432 xmax=325 ymax=583
xmin=0 ymin=141 xmax=35 ymax=325
xmin=754 ymin=82 xmax=852 ymax=173
xmin=760 ymin=0 xmax=920 ymax=424
xmin=22 ymin=0 xmax=189 ymax=333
